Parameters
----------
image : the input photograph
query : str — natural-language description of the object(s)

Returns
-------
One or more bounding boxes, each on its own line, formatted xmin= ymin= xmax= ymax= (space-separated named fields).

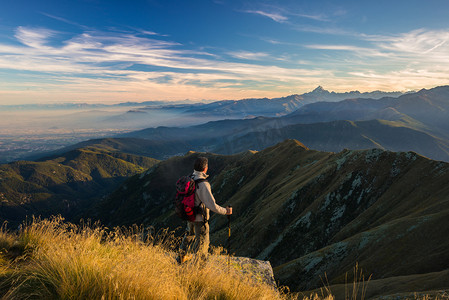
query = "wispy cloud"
xmin=376 ymin=29 xmax=449 ymax=57
xmin=300 ymin=28 xmax=449 ymax=91
xmin=227 ymin=51 xmax=270 ymax=60
xmin=243 ymin=7 xmax=337 ymax=27
xmin=290 ymin=24 xmax=354 ymax=35
xmin=138 ymin=30 xmax=162 ymax=36
xmin=40 ymin=12 xmax=89 ymax=30
xmin=14 ymin=26 xmax=57 ymax=49
xmin=244 ymin=10 xmax=288 ymax=23
xmin=240 ymin=4 xmax=353 ymax=38
xmin=305 ymin=44 xmax=388 ymax=57
xmin=0 ymin=26 xmax=332 ymax=103
xmin=2 ymin=23 xmax=449 ymax=104
xmin=242 ymin=3 xmax=335 ymax=24
xmin=292 ymin=13 xmax=330 ymax=22
xmin=309 ymin=28 xmax=449 ymax=61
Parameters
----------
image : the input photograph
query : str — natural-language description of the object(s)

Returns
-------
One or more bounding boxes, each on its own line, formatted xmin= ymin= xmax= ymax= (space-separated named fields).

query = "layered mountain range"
xmin=107 ymin=86 xmax=404 ymax=124
xmin=49 ymin=85 xmax=449 ymax=162
xmin=137 ymin=86 xmax=404 ymax=117
xmin=86 ymin=139 xmax=449 ymax=298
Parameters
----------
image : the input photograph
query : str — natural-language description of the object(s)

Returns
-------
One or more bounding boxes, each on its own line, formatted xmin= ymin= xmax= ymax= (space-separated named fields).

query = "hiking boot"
xmin=176 ymin=253 xmax=192 ymax=264
xmin=181 ymin=254 xmax=193 ymax=263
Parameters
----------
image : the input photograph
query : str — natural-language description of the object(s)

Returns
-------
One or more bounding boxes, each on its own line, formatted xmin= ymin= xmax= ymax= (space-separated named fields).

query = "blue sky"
xmin=1 ymin=0 xmax=449 ymax=104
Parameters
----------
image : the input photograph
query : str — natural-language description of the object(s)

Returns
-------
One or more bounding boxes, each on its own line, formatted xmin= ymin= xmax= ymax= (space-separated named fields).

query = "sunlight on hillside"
xmin=0 ymin=217 xmax=333 ymax=300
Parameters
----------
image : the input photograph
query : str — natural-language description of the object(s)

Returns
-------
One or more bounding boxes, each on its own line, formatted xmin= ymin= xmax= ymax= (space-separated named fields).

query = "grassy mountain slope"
xmin=91 ymin=139 xmax=449 ymax=297
xmin=0 ymin=147 xmax=159 ymax=225
xmin=36 ymin=137 xmax=190 ymax=161
xmin=216 ymin=141 xmax=449 ymax=295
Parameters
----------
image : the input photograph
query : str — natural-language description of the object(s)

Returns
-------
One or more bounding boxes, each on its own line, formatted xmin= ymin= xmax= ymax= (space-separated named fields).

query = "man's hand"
xmin=226 ymin=206 xmax=233 ymax=215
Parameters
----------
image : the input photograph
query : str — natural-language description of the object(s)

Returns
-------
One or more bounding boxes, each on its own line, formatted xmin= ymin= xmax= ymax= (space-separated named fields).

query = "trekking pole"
xmin=227 ymin=206 xmax=232 ymax=270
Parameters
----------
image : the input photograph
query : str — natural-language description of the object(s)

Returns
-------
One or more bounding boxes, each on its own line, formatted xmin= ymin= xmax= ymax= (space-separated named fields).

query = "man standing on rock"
xmin=178 ymin=156 xmax=232 ymax=263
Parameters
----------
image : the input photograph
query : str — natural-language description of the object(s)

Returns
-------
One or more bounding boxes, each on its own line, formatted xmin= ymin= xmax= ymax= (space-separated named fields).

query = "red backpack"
xmin=175 ymin=175 xmax=207 ymax=221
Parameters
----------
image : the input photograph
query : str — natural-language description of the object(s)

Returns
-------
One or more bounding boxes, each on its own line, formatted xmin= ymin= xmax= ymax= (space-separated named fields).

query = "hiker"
xmin=178 ymin=156 xmax=232 ymax=263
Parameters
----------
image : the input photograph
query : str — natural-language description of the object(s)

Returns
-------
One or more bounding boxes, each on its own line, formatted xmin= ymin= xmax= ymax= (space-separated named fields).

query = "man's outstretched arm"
xmin=198 ymin=182 xmax=228 ymax=215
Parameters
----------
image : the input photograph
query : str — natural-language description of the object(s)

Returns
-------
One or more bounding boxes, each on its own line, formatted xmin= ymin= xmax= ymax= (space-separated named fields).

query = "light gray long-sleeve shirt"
xmin=192 ymin=170 xmax=227 ymax=222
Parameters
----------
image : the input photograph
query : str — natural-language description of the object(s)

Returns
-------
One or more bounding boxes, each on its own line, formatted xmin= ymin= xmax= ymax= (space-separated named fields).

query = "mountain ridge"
xmin=132 ymin=87 xmax=405 ymax=119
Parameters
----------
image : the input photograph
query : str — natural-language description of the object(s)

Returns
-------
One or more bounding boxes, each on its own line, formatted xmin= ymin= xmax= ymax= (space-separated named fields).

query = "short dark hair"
xmin=194 ymin=157 xmax=208 ymax=171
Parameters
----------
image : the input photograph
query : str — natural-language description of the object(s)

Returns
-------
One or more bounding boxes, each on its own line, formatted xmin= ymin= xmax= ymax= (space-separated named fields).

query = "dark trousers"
xmin=179 ymin=221 xmax=209 ymax=256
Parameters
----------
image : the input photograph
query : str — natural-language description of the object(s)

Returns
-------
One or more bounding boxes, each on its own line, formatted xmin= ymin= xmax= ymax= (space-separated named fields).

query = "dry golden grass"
xmin=1 ymin=218 xmax=443 ymax=300
xmin=0 ymin=217 xmax=327 ymax=300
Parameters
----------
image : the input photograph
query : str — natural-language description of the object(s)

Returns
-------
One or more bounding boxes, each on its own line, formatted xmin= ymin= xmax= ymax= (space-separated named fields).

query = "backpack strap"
xmin=193 ymin=177 xmax=209 ymax=224
xmin=194 ymin=178 xmax=207 ymax=185
xmin=190 ymin=173 xmax=208 ymax=186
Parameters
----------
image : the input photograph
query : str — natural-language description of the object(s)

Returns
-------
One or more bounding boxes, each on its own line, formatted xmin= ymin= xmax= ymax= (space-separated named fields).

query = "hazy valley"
xmin=0 ymin=87 xmax=405 ymax=163
xmin=35 ymin=85 xmax=449 ymax=164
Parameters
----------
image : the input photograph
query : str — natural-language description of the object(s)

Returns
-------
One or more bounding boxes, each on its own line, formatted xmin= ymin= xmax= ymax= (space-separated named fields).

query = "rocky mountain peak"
xmin=311 ymin=86 xmax=328 ymax=94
